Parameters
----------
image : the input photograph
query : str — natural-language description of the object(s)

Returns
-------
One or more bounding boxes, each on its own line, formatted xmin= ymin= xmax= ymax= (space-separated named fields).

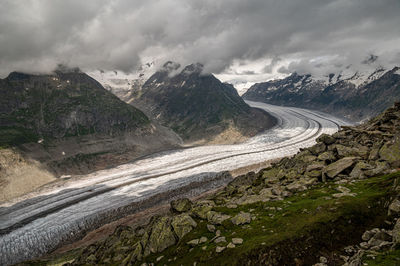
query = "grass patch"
xmin=362 ymin=247 xmax=400 ymax=266
xmin=140 ymin=173 xmax=399 ymax=265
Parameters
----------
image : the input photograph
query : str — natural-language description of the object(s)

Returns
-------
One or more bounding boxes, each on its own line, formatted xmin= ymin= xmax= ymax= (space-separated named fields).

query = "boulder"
xmin=191 ymin=201 xmax=214 ymax=219
xmin=232 ymin=238 xmax=243 ymax=245
xmin=308 ymin=143 xmax=326 ymax=155
xmin=324 ymin=157 xmax=358 ymax=179
xmin=216 ymin=246 xmax=226 ymax=253
xmin=306 ymin=162 xmax=325 ymax=172
xmin=187 ymin=239 xmax=200 ymax=246
xmin=199 ymin=236 xmax=208 ymax=243
xmin=364 ymin=161 xmax=390 ymax=177
xmin=227 ymin=242 xmax=235 ymax=248
xmin=318 ymin=151 xmax=336 ymax=162
xmin=206 ymin=211 xmax=231 ymax=225
xmin=373 ymin=231 xmax=392 ymax=242
xmin=214 ymin=236 xmax=226 ymax=243
xmin=316 ymin=134 xmax=336 ymax=145
xmin=349 ymin=161 xmax=374 ymax=179
xmin=231 ymin=211 xmax=251 ymax=225
xmin=388 ymin=199 xmax=400 ymax=215
xmin=379 ymin=141 xmax=400 ymax=166
xmin=170 ymin=198 xmax=192 ymax=213
xmin=393 ymin=219 xmax=400 ymax=243
xmin=207 ymin=224 xmax=216 ymax=232
xmin=171 ymin=214 xmax=197 ymax=240
xmin=296 ymin=154 xmax=317 ymax=164
xmin=305 ymin=170 xmax=322 ymax=179
xmin=362 ymin=229 xmax=379 ymax=241
xmin=147 ymin=217 xmax=176 ymax=253
xmin=335 ymin=145 xmax=368 ymax=158
xmin=332 ymin=186 xmax=356 ymax=198
xmin=368 ymin=144 xmax=382 ymax=160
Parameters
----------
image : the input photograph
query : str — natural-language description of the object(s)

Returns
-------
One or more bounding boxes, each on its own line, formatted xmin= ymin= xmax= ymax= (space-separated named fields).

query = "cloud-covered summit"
xmin=0 ymin=0 xmax=399 ymax=82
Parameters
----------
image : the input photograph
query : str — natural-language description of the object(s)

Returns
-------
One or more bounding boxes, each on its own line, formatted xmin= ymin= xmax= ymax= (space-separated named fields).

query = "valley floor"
xmin=0 ymin=102 xmax=347 ymax=265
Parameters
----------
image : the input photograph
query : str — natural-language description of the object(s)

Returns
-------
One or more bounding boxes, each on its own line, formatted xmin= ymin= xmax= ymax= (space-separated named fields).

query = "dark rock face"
xmin=0 ymin=71 xmax=149 ymax=146
xmin=130 ymin=62 xmax=276 ymax=142
xmin=243 ymin=67 xmax=400 ymax=122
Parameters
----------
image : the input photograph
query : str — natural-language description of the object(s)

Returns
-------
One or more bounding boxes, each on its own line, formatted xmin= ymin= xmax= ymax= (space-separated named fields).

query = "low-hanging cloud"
xmin=0 ymin=0 xmax=399 ymax=78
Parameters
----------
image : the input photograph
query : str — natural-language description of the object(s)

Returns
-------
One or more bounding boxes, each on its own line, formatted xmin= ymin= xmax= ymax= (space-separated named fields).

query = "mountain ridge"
xmin=129 ymin=62 xmax=277 ymax=144
xmin=242 ymin=66 xmax=400 ymax=121
xmin=0 ymin=70 xmax=182 ymax=201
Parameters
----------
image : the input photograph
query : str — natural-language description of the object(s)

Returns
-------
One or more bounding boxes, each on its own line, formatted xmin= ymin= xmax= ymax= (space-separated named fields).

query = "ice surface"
xmin=0 ymin=101 xmax=349 ymax=265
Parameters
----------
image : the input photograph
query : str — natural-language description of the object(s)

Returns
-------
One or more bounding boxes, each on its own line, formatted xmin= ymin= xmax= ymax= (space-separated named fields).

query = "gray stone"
xmin=320 ymin=256 xmax=328 ymax=263
xmin=317 ymin=134 xmax=336 ymax=145
xmin=227 ymin=242 xmax=236 ymax=248
xmin=148 ymin=217 xmax=177 ymax=253
xmin=214 ymin=236 xmax=226 ymax=243
xmin=171 ymin=214 xmax=197 ymax=240
xmin=393 ymin=219 xmax=400 ymax=243
xmin=187 ymin=239 xmax=200 ymax=246
xmin=207 ymin=224 xmax=215 ymax=232
xmin=309 ymin=143 xmax=326 ymax=155
xmin=324 ymin=157 xmax=358 ymax=179
xmin=362 ymin=230 xmax=375 ymax=241
xmin=318 ymin=151 xmax=336 ymax=162
xmin=216 ymin=246 xmax=226 ymax=253
xmin=206 ymin=211 xmax=231 ymax=225
xmin=170 ymin=198 xmax=192 ymax=213
xmin=389 ymin=199 xmax=400 ymax=215
xmin=231 ymin=211 xmax=252 ymax=225
xmin=306 ymin=162 xmax=326 ymax=172
xmin=379 ymin=141 xmax=400 ymax=165
xmin=199 ymin=236 xmax=208 ymax=243
xmin=232 ymin=238 xmax=243 ymax=245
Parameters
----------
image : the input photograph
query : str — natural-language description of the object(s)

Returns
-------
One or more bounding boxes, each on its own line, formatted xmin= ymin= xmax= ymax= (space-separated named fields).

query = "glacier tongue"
xmin=0 ymin=101 xmax=349 ymax=266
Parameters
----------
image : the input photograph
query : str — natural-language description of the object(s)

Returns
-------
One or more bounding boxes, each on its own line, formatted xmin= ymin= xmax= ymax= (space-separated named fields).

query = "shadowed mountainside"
xmin=129 ymin=62 xmax=277 ymax=144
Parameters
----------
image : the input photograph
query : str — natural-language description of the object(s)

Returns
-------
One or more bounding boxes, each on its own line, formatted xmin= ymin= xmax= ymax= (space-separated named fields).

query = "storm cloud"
xmin=0 ymin=0 xmax=399 ymax=79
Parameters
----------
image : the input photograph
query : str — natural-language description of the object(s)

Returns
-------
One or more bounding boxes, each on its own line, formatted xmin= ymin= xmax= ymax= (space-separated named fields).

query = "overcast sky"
xmin=1 ymin=0 xmax=399 ymax=86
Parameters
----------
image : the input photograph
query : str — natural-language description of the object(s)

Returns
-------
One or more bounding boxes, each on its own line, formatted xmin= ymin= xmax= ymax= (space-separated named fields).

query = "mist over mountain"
xmin=1 ymin=0 xmax=399 ymax=82
xmin=243 ymin=66 xmax=400 ymax=121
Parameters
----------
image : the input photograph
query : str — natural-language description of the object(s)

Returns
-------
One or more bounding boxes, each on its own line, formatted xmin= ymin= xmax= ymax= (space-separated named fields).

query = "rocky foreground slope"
xmin=33 ymin=103 xmax=400 ymax=265
xmin=128 ymin=62 xmax=276 ymax=144
xmin=243 ymin=67 xmax=400 ymax=122
xmin=0 ymin=69 xmax=181 ymax=201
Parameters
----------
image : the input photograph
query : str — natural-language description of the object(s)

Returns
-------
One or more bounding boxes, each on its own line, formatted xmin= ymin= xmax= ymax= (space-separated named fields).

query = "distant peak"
xmin=162 ymin=61 xmax=181 ymax=72
xmin=182 ymin=63 xmax=204 ymax=75
xmin=6 ymin=71 xmax=33 ymax=81
xmin=53 ymin=64 xmax=81 ymax=74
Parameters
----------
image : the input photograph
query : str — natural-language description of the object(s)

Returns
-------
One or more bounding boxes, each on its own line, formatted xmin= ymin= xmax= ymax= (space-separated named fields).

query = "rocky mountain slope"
xmin=37 ymin=103 xmax=400 ymax=265
xmin=0 ymin=69 xmax=181 ymax=201
xmin=243 ymin=67 xmax=400 ymax=122
xmin=129 ymin=62 xmax=277 ymax=144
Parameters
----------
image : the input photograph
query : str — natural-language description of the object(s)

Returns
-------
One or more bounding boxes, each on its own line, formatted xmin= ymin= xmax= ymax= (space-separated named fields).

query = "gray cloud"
xmin=0 ymin=0 xmax=399 ymax=78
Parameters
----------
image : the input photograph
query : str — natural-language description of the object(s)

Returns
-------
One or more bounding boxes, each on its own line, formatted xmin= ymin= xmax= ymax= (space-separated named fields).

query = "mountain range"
xmin=243 ymin=67 xmax=400 ymax=121
xmin=0 ymin=69 xmax=181 ymax=201
xmin=125 ymin=62 xmax=276 ymax=144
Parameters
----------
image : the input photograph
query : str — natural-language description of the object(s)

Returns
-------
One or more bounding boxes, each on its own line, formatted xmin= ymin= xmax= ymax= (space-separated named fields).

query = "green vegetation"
xmin=362 ymin=248 xmax=400 ymax=266
xmin=0 ymin=72 xmax=150 ymax=147
xmin=140 ymin=172 xmax=399 ymax=265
